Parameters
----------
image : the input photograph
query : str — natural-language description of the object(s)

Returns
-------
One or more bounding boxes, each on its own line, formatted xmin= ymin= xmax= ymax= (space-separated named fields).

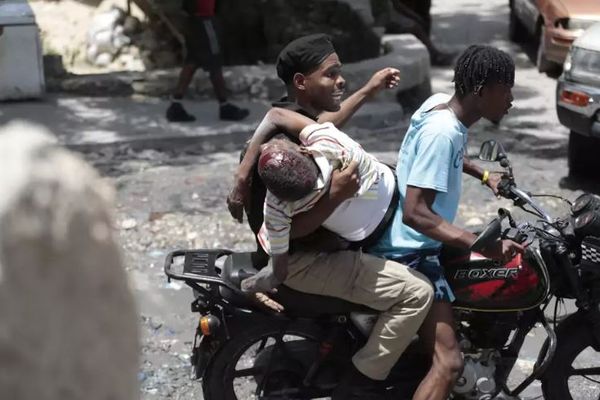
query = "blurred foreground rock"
xmin=0 ymin=122 xmax=139 ymax=400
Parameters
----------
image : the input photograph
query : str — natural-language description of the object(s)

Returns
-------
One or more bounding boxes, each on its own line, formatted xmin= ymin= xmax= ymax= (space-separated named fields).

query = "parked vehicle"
xmin=165 ymin=140 xmax=600 ymax=400
xmin=509 ymin=0 xmax=600 ymax=72
xmin=556 ymin=22 xmax=600 ymax=177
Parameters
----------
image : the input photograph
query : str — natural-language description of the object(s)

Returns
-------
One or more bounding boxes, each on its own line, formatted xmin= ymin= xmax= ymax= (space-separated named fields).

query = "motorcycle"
xmin=164 ymin=140 xmax=600 ymax=400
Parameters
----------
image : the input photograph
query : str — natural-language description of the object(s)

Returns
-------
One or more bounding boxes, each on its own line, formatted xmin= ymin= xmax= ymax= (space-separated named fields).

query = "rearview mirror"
xmin=478 ymin=140 xmax=505 ymax=162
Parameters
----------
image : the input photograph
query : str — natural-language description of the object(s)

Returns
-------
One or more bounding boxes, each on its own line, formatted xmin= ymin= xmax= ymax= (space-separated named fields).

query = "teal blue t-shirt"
xmin=370 ymin=93 xmax=468 ymax=259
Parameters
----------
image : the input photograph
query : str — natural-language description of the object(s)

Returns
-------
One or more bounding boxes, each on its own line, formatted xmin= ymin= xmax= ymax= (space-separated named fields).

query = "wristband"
xmin=481 ymin=170 xmax=490 ymax=185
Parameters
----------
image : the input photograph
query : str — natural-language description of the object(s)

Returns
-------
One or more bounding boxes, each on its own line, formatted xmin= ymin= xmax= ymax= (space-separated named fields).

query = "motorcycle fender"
xmin=191 ymin=334 xmax=222 ymax=380
xmin=190 ymin=313 xmax=274 ymax=379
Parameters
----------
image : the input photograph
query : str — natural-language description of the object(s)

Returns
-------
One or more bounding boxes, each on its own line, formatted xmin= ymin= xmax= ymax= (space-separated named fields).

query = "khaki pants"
xmin=285 ymin=250 xmax=434 ymax=380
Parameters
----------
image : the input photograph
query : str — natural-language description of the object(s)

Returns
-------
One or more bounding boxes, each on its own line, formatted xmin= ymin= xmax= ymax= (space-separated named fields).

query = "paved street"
xmin=104 ymin=1 xmax=596 ymax=399
xmin=3 ymin=0 xmax=600 ymax=398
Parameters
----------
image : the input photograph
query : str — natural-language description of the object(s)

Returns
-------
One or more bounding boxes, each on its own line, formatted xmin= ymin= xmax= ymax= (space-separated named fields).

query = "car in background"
xmin=556 ymin=22 xmax=600 ymax=177
xmin=509 ymin=0 xmax=600 ymax=72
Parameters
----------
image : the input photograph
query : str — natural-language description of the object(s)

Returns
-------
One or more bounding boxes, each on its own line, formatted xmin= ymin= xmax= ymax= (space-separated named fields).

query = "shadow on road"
xmin=559 ymin=175 xmax=600 ymax=195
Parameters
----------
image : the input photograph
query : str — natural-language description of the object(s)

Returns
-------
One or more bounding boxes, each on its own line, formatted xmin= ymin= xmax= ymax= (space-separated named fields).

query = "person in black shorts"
xmin=166 ymin=0 xmax=249 ymax=122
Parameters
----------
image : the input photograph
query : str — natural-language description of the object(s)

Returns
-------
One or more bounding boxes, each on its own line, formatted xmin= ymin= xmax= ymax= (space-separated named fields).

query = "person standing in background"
xmin=166 ymin=0 xmax=249 ymax=122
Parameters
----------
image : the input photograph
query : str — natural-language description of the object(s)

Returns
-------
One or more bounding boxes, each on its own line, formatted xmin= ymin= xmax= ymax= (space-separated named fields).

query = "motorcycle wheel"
xmin=202 ymin=322 xmax=323 ymax=400
xmin=541 ymin=324 xmax=600 ymax=399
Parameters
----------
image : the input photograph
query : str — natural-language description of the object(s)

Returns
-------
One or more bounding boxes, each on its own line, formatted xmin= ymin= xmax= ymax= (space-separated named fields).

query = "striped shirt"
xmin=257 ymin=122 xmax=387 ymax=255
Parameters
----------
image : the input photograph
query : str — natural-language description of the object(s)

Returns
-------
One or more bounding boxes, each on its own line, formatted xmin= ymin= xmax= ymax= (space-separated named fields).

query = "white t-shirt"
xmin=258 ymin=122 xmax=395 ymax=254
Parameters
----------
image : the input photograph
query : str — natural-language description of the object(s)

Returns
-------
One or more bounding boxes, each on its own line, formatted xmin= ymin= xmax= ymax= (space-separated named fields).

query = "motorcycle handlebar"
xmin=497 ymin=176 xmax=553 ymax=223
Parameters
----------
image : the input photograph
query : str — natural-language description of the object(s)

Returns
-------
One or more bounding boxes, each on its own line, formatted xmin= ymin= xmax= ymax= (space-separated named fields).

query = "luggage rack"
xmin=164 ymin=249 xmax=240 ymax=294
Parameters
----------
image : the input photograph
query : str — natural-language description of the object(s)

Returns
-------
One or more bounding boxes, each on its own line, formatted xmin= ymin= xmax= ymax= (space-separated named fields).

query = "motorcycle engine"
xmin=452 ymin=348 xmax=499 ymax=400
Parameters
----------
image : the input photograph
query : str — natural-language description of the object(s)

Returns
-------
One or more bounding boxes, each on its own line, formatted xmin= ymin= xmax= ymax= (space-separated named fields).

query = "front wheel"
xmin=202 ymin=321 xmax=326 ymax=400
xmin=541 ymin=323 xmax=600 ymax=399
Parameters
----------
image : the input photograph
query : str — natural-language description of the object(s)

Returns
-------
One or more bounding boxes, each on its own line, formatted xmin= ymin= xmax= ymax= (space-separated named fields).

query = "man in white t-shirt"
xmin=256 ymin=121 xmax=395 ymax=257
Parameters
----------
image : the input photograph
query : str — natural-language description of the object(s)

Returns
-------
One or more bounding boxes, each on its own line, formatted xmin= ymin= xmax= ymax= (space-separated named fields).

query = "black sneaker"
xmin=166 ymin=102 xmax=196 ymax=122
xmin=219 ymin=102 xmax=249 ymax=121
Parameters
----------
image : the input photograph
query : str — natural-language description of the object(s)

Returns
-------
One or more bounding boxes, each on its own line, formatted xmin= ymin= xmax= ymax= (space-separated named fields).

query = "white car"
xmin=556 ymin=22 xmax=600 ymax=177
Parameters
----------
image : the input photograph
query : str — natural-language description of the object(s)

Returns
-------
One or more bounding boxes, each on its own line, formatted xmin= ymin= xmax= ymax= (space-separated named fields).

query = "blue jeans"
xmin=392 ymin=249 xmax=455 ymax=302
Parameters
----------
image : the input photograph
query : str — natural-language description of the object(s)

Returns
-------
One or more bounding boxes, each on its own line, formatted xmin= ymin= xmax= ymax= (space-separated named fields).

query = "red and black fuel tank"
xmin=441 ymin=246 xmax=550 ymax=312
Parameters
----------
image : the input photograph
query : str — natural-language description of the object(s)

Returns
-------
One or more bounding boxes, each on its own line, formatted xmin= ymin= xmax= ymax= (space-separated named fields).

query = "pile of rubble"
xmin=86 ymin=6 xmax=178 ymax=71
xmin=32 ymin=0 xmax=180 ymax=74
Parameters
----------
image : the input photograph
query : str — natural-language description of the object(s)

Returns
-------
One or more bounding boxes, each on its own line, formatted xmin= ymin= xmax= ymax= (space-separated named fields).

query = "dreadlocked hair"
xmin=453 ymin=45 xmax=515 ymax=98
xmin=258 ymin=146 xmax=318 ymax=202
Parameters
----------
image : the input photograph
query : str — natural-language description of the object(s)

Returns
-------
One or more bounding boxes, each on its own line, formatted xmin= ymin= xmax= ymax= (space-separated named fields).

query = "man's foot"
xmin=331 ymin=365 xmax=386 ymax=399
xmin=166 ymin=102 xmax=196 ymax=122
xmin=220 ymin=102 xmax=249 ymax=121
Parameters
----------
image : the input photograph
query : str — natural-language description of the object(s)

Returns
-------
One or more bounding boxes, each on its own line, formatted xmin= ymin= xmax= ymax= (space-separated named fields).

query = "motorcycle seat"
xmin=219 ymin=252 xmax=375 ymax=318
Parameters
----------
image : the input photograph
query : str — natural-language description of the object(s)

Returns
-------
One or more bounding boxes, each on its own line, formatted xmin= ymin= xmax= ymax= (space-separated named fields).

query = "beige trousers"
xmin=284 ymin=250 xmax=434 ymax=380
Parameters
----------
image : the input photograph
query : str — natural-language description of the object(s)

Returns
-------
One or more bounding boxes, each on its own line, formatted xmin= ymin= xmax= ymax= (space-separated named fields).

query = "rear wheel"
xmin=568 ymin=130 xmax=600 ymax=178
xmin=202 ymin=322 xmax=324 ymax=400
xmin=541 ymin=323 xmax=600 ymax=399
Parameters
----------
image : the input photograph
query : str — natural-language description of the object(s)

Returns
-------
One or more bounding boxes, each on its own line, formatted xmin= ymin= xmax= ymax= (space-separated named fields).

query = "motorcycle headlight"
xmin=571 ymin=193 xmax=600 ymax=216
xmin=574 ymin=210 xmax=600 ymax=238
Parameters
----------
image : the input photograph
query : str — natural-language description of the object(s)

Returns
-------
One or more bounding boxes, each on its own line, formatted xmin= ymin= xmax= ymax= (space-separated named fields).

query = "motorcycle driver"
xmin=368 ymin=45 xmax=525 ymax=400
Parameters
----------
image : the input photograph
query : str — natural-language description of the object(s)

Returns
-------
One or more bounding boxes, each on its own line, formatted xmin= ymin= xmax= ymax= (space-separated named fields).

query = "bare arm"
xmin=463 ymin=157 xmax=501 ymax=195
xmin=318 ymin=68 xmax=401 ymax=127
xmin=240 ymin=252 xmax=288 ymax=294
xmin=403 ymin=185 xmax=524 ymax=260
xmin=462 ymin=156 xmax=484 ymax=180
xmin=403 ymin=185 xmax=477 ymax=249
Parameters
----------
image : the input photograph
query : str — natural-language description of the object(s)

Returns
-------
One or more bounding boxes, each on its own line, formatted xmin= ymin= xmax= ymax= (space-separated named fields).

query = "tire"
xmin=508 ymin=6 xmax=527 ymax=42
xmin=541 ymin=323 xmax=600 ymax=399
xmin=202 ymin=322 xmax=323 ymax=400
xmin=568 ymin=130 xmax=600 ymax=178
xmin=536 ymin=25 xmax=556 ymax=73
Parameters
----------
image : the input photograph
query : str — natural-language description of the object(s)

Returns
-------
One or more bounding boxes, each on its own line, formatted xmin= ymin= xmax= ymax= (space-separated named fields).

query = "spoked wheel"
xmin=541 ymin=324 xmax=600 ymax=399
xmin=203 ymin=322 xmax=325 ymax=400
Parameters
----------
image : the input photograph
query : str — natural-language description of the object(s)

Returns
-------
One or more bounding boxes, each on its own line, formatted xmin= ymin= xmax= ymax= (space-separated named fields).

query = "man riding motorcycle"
xmin=227 ymin=39 xmax=522 ymax=398
xmin=228 ymin=34 xmax=436 ymax=397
